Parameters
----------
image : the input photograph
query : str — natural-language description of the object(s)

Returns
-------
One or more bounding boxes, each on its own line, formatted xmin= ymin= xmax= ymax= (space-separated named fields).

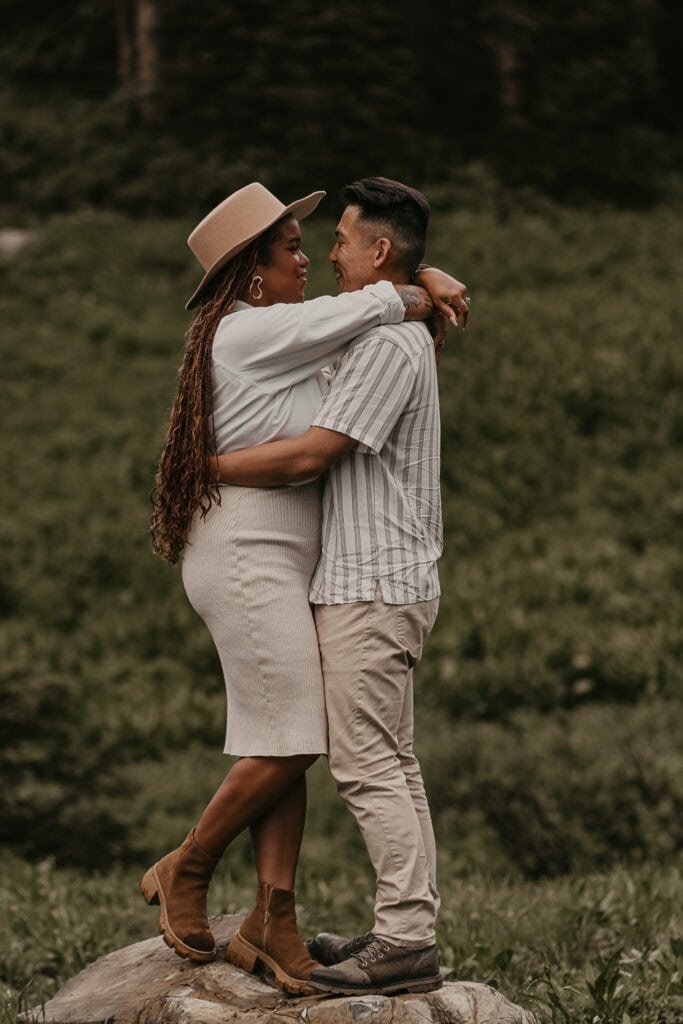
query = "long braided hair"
xmin=151 ymin=223 xmax=280 ymax=564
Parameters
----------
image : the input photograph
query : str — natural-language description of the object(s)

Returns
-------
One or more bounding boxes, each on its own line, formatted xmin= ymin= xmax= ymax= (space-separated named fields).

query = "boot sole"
xmin=309 ymin=974 xmax=443 ymax=996
xmin=226 ymin=930 xmax=316 ymax=996
xmin=139 ymin=865 xmax=216 ymax=964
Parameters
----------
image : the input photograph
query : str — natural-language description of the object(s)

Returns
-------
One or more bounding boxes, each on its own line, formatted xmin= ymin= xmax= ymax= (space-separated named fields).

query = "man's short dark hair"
xmin=341 ymin=177 xmax=430 ymax=277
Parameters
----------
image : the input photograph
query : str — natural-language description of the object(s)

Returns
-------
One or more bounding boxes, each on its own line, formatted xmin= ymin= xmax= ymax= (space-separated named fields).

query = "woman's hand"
xmin=416 ymin=267 xmax=469 ymax=328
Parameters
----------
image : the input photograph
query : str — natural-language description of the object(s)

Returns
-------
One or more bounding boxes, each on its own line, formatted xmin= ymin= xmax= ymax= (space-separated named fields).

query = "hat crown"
xmin=188 ymin=183 xmax=287 ymax=272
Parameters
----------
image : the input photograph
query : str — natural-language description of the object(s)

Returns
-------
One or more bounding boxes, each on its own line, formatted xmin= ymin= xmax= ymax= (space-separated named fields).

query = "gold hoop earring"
xmin=249 ymin=275 xmax=263 ymax=300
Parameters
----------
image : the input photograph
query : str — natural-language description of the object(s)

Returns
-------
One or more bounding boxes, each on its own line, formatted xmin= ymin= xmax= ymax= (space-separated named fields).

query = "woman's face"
xmin=255 ymin=217 xmax=310 ymax=304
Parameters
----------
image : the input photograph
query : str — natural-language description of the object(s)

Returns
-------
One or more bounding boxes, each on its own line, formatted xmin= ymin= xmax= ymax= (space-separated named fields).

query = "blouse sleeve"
xmin=211 ymin=281 xmax=405 ymax=389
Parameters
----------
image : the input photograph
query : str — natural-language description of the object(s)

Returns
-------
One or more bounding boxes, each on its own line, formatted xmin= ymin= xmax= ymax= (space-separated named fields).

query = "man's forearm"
xmin=215 ymin=427 xmax=355 ymax=488
xmin=395 ymin=284 xmax=434 ymax=321
xmin=215 ymin=436 xmax=320 ymax=487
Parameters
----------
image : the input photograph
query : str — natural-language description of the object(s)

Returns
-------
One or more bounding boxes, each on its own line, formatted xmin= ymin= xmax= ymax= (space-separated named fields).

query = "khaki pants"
xmin=315 ymin=588 xmax=440 ymax=946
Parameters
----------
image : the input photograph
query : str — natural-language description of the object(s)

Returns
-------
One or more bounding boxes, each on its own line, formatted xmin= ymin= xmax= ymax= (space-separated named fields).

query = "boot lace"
xmin=344 ymin=930 xmax=375 ymax=956
xmin=355 ymin=938 xmax=391 ymax=966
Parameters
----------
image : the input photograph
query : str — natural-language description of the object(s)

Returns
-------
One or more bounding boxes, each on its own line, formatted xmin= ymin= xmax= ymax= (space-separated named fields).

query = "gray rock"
xmin=23 ymin=914 xmax=535 ymax=1024
xmin=0 ymin=228 xmax=35 ymax=258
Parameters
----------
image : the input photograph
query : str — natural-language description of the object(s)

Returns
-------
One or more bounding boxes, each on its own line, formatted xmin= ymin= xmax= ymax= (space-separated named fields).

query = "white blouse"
xmin=210 ymin=281 xmax=405 ymax=453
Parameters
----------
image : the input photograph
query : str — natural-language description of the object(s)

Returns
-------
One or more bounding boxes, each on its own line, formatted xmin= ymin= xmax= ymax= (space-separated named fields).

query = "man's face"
xmin=328 ymin=205 xmax=379 ymax=292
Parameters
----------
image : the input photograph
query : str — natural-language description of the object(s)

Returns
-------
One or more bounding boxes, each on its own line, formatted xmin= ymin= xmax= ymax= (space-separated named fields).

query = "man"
xmin=216 ymin=177 xmax=459 ymax=995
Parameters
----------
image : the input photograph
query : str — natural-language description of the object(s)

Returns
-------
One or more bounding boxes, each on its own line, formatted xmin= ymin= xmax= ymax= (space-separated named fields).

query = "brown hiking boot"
xmin=226 ymin=882 xmax=320 ymax=995
xmin=139 ymin=828 xmax=218 ymax=962
xmin=308 ymin=936 xmax=442 ymax=995
xmin=307 ymin=930 xmax=375 ymax=966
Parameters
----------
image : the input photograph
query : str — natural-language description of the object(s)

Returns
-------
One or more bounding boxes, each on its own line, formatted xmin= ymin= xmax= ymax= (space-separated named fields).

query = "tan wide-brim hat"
xmin=185 ymin=182 xmax=326 ymax=309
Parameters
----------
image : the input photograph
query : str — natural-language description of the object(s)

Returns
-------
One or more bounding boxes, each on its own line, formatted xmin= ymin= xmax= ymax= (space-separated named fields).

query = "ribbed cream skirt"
xmin=181 ymin=481 xmax=328 ymax=756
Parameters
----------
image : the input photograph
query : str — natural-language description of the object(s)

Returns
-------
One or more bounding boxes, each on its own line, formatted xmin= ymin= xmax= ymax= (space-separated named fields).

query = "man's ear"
xmin=373 ymin=237 xmax=392 ymax=268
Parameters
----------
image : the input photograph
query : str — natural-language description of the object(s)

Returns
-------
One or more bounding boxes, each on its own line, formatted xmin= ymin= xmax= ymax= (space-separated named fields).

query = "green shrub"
xmin=422 ymin=700 xmax=683 ymax=878
xmin=0 ymin=664 xmax=131 ymax=864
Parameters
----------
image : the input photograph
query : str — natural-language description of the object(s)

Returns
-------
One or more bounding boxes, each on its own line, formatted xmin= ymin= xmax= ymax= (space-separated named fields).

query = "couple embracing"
xmin=142 ymin=177 xmax=469 ymax=998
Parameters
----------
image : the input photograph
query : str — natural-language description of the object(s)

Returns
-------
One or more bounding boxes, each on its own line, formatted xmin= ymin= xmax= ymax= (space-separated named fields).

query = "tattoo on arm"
xmin=397 ymin=285 xmax=433 ymax=319
xmin=399 ymin=286 xmax=423 ymax=310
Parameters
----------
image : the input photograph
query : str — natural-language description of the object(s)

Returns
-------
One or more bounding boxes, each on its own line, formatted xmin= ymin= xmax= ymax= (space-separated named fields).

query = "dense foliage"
xmin=2 ymin=0 xmax=682 ymax=215
xmin=1 ymin=201 xmax=681 ymax=883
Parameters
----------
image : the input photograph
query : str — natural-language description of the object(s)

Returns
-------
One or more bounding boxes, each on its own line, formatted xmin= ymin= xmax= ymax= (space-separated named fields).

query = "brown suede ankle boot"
xmin=139 ymin=828 xmax=219 ymax=963
xmin=226 ymin=882 xmax=320 ymax=995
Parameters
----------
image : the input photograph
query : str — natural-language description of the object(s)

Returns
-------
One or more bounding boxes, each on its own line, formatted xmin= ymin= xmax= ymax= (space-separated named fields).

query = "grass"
xmin=1 ymin=198 xmax=682 ymax=1020
xmin=1 ymin=848 xmax=681 ymax=1023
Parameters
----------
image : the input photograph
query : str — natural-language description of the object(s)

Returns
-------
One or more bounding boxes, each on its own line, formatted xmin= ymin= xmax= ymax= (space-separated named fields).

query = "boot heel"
xmin=139 ymin=867 xmax=160 ymax=905
xmin=226 ymin=932 xmax=260 ymax=973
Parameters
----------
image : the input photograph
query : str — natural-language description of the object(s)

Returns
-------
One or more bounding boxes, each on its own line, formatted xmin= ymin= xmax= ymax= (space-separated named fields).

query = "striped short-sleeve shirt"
xmin=309 ymin=320 xmax=442 ymax=605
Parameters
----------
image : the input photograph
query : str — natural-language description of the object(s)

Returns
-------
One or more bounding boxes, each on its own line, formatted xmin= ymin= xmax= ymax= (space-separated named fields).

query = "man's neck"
xmin=363 ymin=270 xmax=411 ymax=289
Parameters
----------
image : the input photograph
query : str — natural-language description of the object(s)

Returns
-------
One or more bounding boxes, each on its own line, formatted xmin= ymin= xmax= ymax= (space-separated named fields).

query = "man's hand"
xmin=427 ymin=313 xmax=449 ymax=366
xmin=415 ymin=267 xmax=469 ymax=328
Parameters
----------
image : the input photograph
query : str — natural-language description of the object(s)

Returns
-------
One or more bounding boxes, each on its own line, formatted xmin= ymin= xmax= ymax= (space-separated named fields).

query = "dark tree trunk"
xmin=116 ymin=0 xmax=159 ymax=124
xmin=116 ymin=0 xmax=135 ymax=108
xmin=135 ymin=0 xmax=160 ymax=124
xmin=495 ymin=41 xmax=523 ymax=125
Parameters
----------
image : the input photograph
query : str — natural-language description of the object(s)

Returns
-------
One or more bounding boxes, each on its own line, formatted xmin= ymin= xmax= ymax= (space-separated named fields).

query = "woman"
xmin=142 ymin=182 xmax=463 ymax=994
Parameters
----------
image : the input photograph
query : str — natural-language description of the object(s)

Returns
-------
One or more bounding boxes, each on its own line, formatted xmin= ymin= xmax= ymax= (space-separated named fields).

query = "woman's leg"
xmin=194 ymin=753 xmax=316 ymax=858
xmin=250 ymin=773 xmax=308 ymax=889
xmin=141 ymin=753 xmax=317 ymax=965
xmin=226 ymin=771 xmax=321 ymax=994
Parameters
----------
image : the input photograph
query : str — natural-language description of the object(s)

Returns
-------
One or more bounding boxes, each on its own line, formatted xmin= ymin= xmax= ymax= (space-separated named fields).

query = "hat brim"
xmin=185 ymin=190 xmax=326 ymax=310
